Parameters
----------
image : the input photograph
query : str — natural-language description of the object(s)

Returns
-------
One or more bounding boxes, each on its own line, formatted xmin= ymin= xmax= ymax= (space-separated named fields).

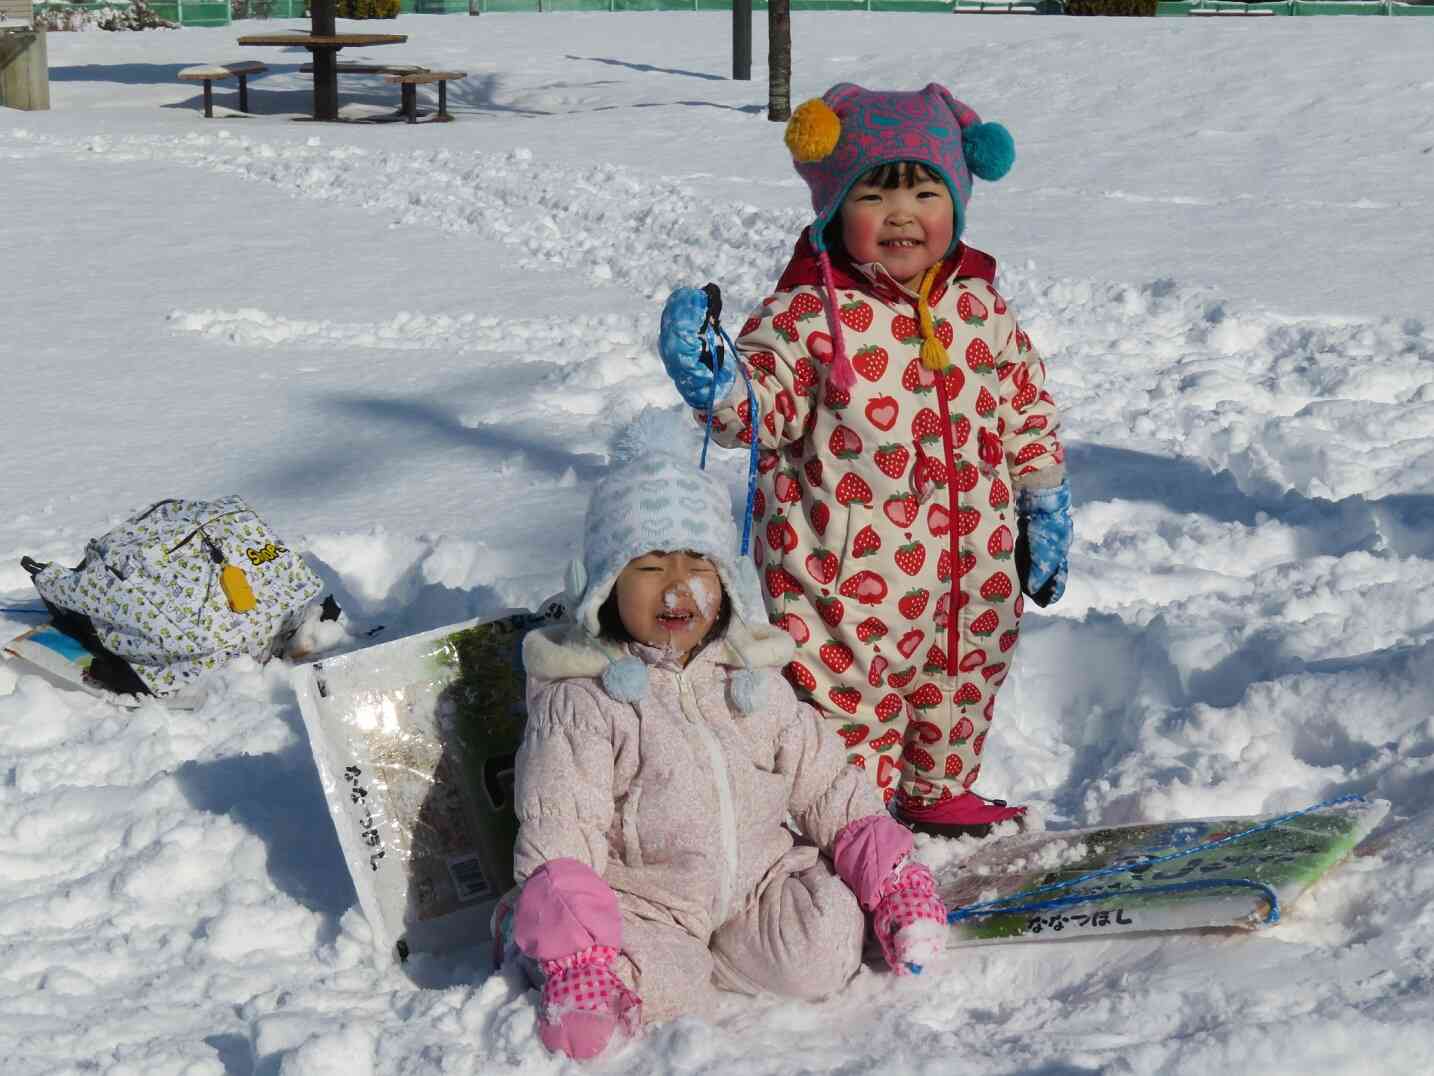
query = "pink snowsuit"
xmin=700 ymin=236 xmax=1066 ymax=809
xmin=512 ymin=618 xmax=891 ymax=1023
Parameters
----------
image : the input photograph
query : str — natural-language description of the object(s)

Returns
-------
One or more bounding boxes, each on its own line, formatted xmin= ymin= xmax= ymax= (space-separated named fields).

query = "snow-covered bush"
xmin=337 ymin=0 xmax=400 ymax=18
xmin=230 ymin=0 xmax=275 ymax=18
xmin=38 ymin=0 xmax=176 ymax=31
xmin=1064 ymin=0 xmax=1157 ymax=12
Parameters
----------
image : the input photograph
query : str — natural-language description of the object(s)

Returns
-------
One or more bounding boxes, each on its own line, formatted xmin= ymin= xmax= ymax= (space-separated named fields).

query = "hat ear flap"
xmin=963 ymin=121 xmax=1015 ymax=182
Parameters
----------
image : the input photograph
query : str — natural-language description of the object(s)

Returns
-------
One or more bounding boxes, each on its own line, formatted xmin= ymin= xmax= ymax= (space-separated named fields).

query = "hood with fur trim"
xmin=523 ymin=618 xmax=796 ymax=714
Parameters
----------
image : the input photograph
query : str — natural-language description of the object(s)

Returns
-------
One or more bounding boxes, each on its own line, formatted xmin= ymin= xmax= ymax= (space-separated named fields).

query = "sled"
xmin=938 ymin=795 xmax=1388 ymax=947
xmin=1 ymin=621 xmax=204 ymax=709
xmin=287 ymin=599 xmax=1385 ymax=963
xmin=290 ymin=599 xmax=565 ymax=963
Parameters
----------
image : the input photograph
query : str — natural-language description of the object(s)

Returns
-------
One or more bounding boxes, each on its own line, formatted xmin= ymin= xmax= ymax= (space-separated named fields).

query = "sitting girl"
xmin=505 ymin=451 xmax=949 ymax=1060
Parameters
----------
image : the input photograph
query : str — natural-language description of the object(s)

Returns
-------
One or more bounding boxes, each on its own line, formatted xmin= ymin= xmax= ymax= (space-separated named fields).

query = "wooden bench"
xmin=177 ymin=61 xmax=269 ymax=119
xmin=0 ymin=0 xmax=33 ymax=26
xmin=383 ymin=70 xmax=466 ymax=124
xmin=953 ymin=3 xmax=1042 ymax=12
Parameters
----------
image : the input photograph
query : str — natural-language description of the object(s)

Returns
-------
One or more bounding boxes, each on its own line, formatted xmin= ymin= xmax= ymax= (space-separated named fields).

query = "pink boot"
xmin=897 ymin=791 xmax=1027 ymax=839
xmin=514 ymin=859 xmax=642 ymax=1060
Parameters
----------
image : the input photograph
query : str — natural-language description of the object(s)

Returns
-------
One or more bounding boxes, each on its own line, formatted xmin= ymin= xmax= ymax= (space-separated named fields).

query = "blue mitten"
xmin=659 ymin=287 xmax=736 ymax=410
xmin=1014 ymin=480 xmax=1071 ymax=607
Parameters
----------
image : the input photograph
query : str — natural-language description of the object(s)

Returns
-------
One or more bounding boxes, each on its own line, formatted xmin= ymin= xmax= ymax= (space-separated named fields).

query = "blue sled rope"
xmin=947 ymin=793 xmax=1368 ymax=930
xmin=697 ymin=319 xmax=760 ymax=557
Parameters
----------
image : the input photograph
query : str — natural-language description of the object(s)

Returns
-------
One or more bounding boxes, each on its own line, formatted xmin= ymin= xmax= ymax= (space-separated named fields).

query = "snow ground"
xmin=3 ymin=12 xmax=1434 ymax=1075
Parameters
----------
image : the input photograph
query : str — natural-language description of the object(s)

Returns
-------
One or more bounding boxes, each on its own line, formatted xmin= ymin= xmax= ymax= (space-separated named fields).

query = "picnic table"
xmin=0 ymin=1 xmax=48 ymax=113
xmin=237 ymin=5 xmax=405 ymax=122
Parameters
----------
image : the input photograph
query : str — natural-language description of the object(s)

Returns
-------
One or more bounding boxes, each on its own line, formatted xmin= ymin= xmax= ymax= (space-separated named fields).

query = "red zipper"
xmin=934 ymin=370 xmax=960 ymax=678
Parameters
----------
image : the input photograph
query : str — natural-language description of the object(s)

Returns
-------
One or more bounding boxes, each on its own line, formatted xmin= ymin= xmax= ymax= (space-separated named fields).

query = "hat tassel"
xmin=819 ymin=252 xmax=857 ymax=391
xmin=916 ymin=265 xmax=951 ymax=372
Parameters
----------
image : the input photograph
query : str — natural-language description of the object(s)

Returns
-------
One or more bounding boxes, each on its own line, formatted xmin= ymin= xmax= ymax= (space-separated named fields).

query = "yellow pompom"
xmin=785 ymin=99 xmax=842 ymax=163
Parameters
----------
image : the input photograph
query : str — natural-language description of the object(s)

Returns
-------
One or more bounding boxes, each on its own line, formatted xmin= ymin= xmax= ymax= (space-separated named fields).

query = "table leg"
xmin=312 ymin=47 xmax=339 ymax=122
xmin=403 ymin=83 xmax=417 ymax=124
xmin=238 ymin=74 xmax=250 ymax=114
xmin=438 ymin=79 xmax=448 ymax=120
xmin=202 ymin=80 xmax=213 ymax=119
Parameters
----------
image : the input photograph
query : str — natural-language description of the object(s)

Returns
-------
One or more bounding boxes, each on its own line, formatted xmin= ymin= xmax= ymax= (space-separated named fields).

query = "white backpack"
xmin=24 ymin=496 xmax=324 ymax=698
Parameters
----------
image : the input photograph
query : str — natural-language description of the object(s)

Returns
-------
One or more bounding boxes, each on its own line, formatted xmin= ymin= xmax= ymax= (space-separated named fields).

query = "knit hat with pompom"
xmin=782 ymin=82 xmax=1015 ymax=390
xmin=562 ymin=409 xmax=771 ymax=711
xmin=566 ymin=408 xmax=765 ymax=643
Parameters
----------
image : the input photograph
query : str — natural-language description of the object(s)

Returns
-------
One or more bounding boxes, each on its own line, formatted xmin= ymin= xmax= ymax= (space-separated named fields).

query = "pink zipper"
xmin=934 ymin=371 xmax=960 ymax=678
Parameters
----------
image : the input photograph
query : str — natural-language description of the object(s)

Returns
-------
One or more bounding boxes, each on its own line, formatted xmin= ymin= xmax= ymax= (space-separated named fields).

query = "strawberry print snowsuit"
xmin=702 ymin=236 xmax=1066 ymax=807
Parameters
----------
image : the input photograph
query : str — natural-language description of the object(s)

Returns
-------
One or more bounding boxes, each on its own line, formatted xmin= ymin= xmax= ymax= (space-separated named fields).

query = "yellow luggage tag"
xmin=201 ymin=529 xmax=256 ymax=613
xmin=221 ymin=563 xmax=257 ymax=613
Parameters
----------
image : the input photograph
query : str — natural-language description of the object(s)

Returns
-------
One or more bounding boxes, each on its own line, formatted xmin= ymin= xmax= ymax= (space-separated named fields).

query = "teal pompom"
xmin=962 ymin=121 xmax=1015 ymax=182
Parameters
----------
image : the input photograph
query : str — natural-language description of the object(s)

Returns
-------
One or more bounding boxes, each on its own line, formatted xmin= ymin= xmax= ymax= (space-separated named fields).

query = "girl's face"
xmin=839 ymin=173 xmax=954 ymax=289
xmin=613 ymin=551 xmax=723 ymax=664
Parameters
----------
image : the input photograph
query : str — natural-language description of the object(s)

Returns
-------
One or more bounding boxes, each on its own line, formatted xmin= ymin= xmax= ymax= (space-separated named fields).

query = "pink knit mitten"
xmin=536 ymin=945 xmax=641 ymax=1060
xmin=514 ymin=859 xmax=642 ymax=1060
xmin=871 ymin=861 xmax=948 ymax=976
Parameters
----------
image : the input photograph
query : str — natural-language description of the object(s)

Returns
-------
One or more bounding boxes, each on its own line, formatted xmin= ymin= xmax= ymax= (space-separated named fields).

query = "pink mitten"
xmin=536 ymin=945 xmax=641 ymax=1060
xmin=871 ymin=861 xmax=948 ymax=976
xmin=515 ymin=859 xmax=642 ymax=1059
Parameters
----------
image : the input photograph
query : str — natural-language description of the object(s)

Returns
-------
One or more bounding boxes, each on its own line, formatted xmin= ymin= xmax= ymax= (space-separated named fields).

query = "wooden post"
xmin=732 ymin=0 xmax=751 ymax=81
xmin=0 ymin=24 xmax=50 ymax=113
xmin=311 ymin=0 xmax=337 ymax=121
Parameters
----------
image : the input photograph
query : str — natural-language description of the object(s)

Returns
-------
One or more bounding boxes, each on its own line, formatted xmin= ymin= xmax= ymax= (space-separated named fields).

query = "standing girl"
xmin=658 ymin=83 xmax=1072 ymax=836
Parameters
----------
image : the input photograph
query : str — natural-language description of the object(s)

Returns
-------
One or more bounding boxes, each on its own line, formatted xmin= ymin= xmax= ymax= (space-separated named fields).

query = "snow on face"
xmin=614 ymin=552 xmax=722 ymax=661
xmin=683 ymin=572 xmax=719 ymax=619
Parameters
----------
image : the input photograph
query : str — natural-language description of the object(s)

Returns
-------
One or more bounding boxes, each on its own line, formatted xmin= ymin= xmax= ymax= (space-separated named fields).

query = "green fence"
xmin=477 ymin=1 xmax=950 ymax=10
xmin=1156 ymin=0 xmax=1434 ymax=13
xmin=30 ymin=0 xmax=1434 ymax=32
xmin=35 ymin=0 xmax=233 ymax=25
xmin=470 ymin=0 xmax=1434 ymax=11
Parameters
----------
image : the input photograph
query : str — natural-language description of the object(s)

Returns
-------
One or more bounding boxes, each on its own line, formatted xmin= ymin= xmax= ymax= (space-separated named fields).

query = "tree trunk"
xmin=768 ymin=0 xmax=791 ymax=123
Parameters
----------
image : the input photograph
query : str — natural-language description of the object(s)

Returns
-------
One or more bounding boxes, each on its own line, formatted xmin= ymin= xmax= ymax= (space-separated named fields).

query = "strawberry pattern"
xmin=703 ymin=268 xmax=1064 ymax=807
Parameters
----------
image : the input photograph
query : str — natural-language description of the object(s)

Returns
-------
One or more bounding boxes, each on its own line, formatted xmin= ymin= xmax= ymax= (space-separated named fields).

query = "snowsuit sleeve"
xmin=511 ymin=681 xmax=617 ymax=885
xmin=995 ymin=302 xmax=1066 ymax=491
xmin=767 ymin=677 xmax=887 ymax=853
xmin=698 ymin=290 xmax=824 ymax=452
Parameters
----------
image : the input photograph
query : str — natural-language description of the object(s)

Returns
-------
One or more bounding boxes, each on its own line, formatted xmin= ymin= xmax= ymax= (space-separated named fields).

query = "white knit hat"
xmin=568 ymin=451 xmax=764 ymax=639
